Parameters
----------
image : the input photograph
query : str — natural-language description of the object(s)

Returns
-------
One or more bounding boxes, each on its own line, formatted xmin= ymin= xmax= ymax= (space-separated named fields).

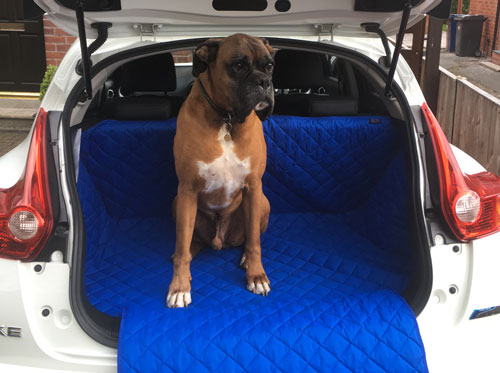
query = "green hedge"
xmin=451 ymin=0 xmax=469 ymax=14
xmin=39 ymin=65 xmax=57 ymax=102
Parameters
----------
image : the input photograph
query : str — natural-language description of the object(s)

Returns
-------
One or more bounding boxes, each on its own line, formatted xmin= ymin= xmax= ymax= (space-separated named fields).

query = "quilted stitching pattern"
xmin=119 ymin=291 xmax=427 ymax=372
xmin=263 ymin=116 xmax=400 ymax=213
xmin=77 ymin=117 xmax=427 ymax=372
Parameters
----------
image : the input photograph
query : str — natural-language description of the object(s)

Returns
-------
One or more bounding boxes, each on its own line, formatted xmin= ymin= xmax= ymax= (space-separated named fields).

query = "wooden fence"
xmin=436 ymin=67 xmax=500 ymax=175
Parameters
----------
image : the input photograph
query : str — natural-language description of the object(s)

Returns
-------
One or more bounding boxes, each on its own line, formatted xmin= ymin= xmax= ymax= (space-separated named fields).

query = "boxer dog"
xmin=167 ymin=34 xmax=275 ymax=308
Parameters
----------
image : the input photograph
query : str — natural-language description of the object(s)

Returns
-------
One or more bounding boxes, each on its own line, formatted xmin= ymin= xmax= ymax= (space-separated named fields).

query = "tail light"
xmin=422 ymin=102 xmax=500 ymax=241
xmin=0 ymin=108 xmax=54 ymax=260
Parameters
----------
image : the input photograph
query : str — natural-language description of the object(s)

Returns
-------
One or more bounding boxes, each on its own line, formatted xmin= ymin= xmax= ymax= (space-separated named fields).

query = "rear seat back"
xmin=272 ymin=50 xmax=359 ymax=116
xmin=100 ymin=50 xmax=358 ymax=120
xmin=101 ymin=53 xmax=183 ymax=120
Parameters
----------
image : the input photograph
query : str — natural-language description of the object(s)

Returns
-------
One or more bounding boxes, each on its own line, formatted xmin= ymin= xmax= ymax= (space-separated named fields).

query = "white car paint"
xmin=36 ymin=0 xmax=441 ymax=38
xmin=419 ymin=232 xmax=500 ymax=372
xmin=0 ymin=258 xmax=116 ymax=372
xmin=452 ymin=145 xmax=487 ymax=175
xmin=0 ymin=130 xmax=32 ymax=189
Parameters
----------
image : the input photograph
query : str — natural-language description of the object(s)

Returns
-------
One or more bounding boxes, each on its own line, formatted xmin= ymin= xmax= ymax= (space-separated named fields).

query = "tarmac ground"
xmin=0 ymin=97 xmax=37 ymax=157
xmin=0 ymin=130 xmax=29 ymax=157
xmin=439 ymin=52 xmax=500 ymax=100
xmin=403 ymin=31 xmax=500 ymax=100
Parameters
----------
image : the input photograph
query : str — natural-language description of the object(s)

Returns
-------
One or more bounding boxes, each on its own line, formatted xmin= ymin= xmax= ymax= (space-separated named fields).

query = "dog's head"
xmin=192 ymin=34 xmax=275 ymax=123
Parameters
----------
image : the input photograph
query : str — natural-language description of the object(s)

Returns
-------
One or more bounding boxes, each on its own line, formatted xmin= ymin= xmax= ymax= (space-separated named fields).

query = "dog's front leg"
xmin=242 ymin=179 xmax=271 ymax=296
xmin=167 ymin=188 xmax=197 ymax=308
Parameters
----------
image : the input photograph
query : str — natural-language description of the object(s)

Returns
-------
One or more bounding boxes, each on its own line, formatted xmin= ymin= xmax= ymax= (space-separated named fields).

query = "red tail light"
xmin=422 ymin=102 xmax=500 ymax=241
xmin=0 ymin=108 xmax=54 ymax=260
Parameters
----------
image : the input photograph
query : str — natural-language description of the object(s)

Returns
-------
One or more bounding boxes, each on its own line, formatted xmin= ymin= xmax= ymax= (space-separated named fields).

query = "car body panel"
xmin=35 ymin=0 xmax=442 ymax=38
xmin=0 ymin=131 xmax=31 ymax=189
xmin=0 ymin=259 xmax=116 ymax=371
xmin=419 ymin=232 xmax=500 ymax=372
xmin=451 ymin=144 xmax=487 ymax=174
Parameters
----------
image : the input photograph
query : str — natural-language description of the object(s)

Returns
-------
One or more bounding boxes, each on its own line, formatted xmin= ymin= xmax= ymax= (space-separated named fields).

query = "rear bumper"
xmin=0 ymin=258 xmax=116 ymax=371
xmin=418 ymin=231 xmax=500 ymax=372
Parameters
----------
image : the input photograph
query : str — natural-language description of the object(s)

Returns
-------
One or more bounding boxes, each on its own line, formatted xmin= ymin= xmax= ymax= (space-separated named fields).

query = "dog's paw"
xmin=247 ymin=274 xmax=271 ymax=296
xmin=166 ymin=291 xmax=192 ymax=308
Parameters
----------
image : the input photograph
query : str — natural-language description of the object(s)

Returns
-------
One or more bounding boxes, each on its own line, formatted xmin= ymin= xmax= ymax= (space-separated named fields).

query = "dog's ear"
xmin=260 ymin=38 xmax=275 ymax=57
xmin=192 ymin=39 xmax=221 ymax=77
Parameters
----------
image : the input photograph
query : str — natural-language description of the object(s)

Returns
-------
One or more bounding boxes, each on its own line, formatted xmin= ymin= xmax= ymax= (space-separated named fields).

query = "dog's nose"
xmin=259 ymin=79 xmax=271 ymax=91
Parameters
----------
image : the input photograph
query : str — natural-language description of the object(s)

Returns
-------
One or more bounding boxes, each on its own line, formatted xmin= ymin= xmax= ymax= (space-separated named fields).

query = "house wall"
xmin=492 ymin=50 xmax=500 ymax=63
xmin=469 ymin=0 xmax=500 ymax=56
xmin=43 ymin=17 xmax=77 ymax=67
xmin=172 ymin=50 xmax=193 ymax=63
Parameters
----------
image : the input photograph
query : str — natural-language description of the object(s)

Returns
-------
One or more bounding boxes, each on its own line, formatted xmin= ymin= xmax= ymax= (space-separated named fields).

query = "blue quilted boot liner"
xmin=78 ymin=116 xmax=428 ymax=372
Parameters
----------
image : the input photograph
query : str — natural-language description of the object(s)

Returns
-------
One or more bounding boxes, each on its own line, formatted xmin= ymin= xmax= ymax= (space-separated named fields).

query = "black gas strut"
xmin=384 ymin=1 xmax=412 ymax=97
xmin=74 ymin=0 xmax=111 ymax=100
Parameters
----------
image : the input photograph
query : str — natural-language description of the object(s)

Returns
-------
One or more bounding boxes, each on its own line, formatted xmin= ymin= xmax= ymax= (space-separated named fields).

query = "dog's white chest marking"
xmin=197 ymin=126 xmax=250 ymax=209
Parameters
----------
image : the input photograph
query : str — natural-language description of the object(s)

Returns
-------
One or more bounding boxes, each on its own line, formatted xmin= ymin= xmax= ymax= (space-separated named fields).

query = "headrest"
xmin=274 ymin=95 xmax=358 ymax=117
xmin=117 ymin=53 xmax=176 ymax=95
xmin=101 ymin=96 xmax=183 ymax=120
xmin=273 ymin=50 xmax=329 ymax=89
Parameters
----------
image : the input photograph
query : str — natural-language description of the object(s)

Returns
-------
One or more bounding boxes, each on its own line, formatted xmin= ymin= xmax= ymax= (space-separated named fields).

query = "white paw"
xmin=166 ymin=291 xmax=192 ymax=308
xmin=247 ymin=281 xmax=271 ymax=296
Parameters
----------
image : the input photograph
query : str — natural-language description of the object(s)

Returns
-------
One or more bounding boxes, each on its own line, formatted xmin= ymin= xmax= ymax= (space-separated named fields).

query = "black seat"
xmin=272 ymin=50 xmax=358 ymax=116
xmin=101 ymin=53 xmax=183 ymax=120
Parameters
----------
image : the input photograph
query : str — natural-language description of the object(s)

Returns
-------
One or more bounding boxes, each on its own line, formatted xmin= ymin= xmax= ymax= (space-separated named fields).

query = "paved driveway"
xmin=0 ymin=130 xmax=29 ymax=157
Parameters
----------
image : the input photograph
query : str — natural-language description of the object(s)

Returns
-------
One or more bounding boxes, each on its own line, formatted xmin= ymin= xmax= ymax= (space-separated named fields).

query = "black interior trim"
xmin=212 ymin=0 xmax=267 ymax=11
xmin=275 ymin=1 xmax=291 ymax=12
xmin=23 ymin=0 xmax=45 ymax=19
xmin=63 ymin=37 xmax=432 ymax=347
xmin=34 ymin=111 xmax=64 ymax=262
xmin=56 ymin=0 xmax=121 ymax=11
xmin=354 ymin=0 xmax=423 ymax=12
xmin=417 ymin=108 xmax=460 ymax=245
xmin=428 ymin=0 xmax=452 ymax=20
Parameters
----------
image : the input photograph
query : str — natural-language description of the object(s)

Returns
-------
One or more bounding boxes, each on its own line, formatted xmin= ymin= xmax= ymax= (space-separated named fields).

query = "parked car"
xmin=1 ymin=0 xmax=500 ymax=372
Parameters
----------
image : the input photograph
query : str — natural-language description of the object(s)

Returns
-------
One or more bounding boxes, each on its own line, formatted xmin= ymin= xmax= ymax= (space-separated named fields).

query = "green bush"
xmin=39 ymin=65 xmax=57 ymax=102
xmin=451 ymin=0 xmax=469 ymax=14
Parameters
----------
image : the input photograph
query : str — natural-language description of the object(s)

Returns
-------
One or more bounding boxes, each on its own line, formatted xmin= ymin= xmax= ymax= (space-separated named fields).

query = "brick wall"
xmin=43 ymin=16 xmax=77 ymax=67
xmin=469 ymin=0 xmax=500 ymax=56
xmin=493 ymin=50 xmax=500 ymax=64
xmin=172 ymin=50 xmax=193 ymax=63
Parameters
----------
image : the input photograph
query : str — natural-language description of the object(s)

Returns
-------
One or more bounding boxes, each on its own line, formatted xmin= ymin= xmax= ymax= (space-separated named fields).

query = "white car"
xmin=2 ymin=1 xmax=500 ymax=372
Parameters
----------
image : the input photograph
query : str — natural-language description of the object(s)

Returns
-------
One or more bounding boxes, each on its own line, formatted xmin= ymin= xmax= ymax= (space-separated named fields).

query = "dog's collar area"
xmin=198 ymin=78 xmax=234 ymax=126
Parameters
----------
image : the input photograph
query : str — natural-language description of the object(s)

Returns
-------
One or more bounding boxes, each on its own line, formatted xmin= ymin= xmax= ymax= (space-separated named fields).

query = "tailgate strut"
xmin=384 ymin=1 xmax=412 ymax=97
xmin=75 ymin=0 xmax=111 ymax=100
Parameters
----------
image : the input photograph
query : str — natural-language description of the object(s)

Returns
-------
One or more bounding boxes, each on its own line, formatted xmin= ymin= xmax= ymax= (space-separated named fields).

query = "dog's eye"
xmin=233 ymin=62 xmax=244 ymax=72
xmin=266 ymin=62 xmax=274 ymax=71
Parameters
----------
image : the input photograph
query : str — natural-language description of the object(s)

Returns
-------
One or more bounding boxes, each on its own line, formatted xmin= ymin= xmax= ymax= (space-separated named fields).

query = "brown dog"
xmin=167 ymin=34 xmax=275 ymax=308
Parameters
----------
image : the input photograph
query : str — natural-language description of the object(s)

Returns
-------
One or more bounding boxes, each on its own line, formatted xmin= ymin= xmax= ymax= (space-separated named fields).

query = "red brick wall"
xmin=492 ymin=50 xmax=500 ymax=64
xmin=43 ymin=16 xmax=77 ymax=67
xmin=172 ymin=50 xmax=193 ymax=64
xmin=469 ymin=0 xmax=500 ymax=56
